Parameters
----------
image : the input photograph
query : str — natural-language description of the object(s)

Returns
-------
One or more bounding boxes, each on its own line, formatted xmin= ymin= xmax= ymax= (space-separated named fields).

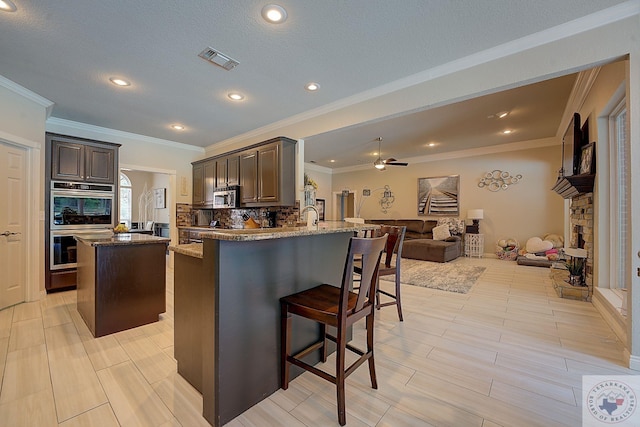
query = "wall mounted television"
xmin=562 ymin=112 xmax=582 ymax=176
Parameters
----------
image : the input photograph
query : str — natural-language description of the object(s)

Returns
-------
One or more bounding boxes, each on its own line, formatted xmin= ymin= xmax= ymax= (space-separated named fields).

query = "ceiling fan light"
xmin=374 ymin=158 xmax=386 ymax=170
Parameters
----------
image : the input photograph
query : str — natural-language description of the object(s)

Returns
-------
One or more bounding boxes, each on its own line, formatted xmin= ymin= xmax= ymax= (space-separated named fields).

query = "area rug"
xmin=379 ymin=258 xmax=486 ymax=294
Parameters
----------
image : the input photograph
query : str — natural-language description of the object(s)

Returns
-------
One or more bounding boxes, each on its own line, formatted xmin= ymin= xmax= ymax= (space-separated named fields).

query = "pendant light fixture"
xmin=374 ymin=137 xmax=386 ymax=170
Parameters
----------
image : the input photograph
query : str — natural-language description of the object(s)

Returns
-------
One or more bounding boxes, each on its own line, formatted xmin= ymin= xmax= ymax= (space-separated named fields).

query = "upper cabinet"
xmin=215 ymin=155 xmax=239 ymax=188
xmin=239 ymin=137 xmax=295 ymax=207
xmin=193 ymin=137 xmax=295 ymax=208
xmin=192 ymin=159 xmax=215 ymax=207
xmin=48 ymin=133 xmax=120 ymax=184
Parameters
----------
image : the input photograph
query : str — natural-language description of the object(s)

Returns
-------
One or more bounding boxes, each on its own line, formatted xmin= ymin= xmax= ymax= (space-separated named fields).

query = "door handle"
xmin=1 ymin=231 xmax=21 ymax=237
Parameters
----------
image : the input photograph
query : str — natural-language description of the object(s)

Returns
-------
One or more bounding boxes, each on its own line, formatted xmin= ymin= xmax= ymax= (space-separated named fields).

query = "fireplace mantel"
xmin=551 ymin=174 xmax=595 ymax=199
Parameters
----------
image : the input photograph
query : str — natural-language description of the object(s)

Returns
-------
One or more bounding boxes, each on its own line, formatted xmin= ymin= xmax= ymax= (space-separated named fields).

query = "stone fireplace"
xmin=569 ymin=192 xmax=594 ymax=299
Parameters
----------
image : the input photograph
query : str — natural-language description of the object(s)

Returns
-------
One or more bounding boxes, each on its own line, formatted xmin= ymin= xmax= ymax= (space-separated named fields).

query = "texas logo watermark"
xmin=583 ymin=376 xmax=639 ymax=426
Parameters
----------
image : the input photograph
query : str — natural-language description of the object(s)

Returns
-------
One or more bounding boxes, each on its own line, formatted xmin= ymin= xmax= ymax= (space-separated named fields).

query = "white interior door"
xmin=0 ymin=141 xmax=26 ymax=310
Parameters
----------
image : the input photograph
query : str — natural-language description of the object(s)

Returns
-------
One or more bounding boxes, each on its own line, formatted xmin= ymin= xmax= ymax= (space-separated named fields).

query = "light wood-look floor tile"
xmin=97 ymin=360 xmax=174 ymax=427
xmin=116 ymin=333 xmax=176 ymax=384
xmin=45 ymin=322 xmax=108 ymax=422
xmin=58 ymin=403 xmax=119 ymax=427
xmin=0 ymin=306 xmax=13 ymax=338
xmin=81 ymin=333 xmax=130 ymax=371
xmin=0 ymin=344 xmax=51 ymax=405
xmin=152 ymin=372 xmax=211 ymax=427
xmin=0 ymin=257 xmax=635 ymax=426
xmin=7 ymin=317 xmax=45 ymax=352
xmin=12 ymin=301 xmax=41 ymax=323
xmin=0 ymin=388 xmax=58 ymax=427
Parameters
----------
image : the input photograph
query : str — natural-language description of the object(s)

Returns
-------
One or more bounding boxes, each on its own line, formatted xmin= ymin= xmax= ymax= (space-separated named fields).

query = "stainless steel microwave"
xmin=213 ymin=186 xmax=240 ymax=209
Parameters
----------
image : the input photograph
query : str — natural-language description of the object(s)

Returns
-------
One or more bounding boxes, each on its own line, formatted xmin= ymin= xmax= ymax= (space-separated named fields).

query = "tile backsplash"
xmin=178 ymin=202 xmax=300 ymax=229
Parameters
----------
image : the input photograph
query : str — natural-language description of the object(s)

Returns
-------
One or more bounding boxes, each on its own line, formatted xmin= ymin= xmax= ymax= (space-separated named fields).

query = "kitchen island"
xmin=170 ymin=222 xmax=377 ymax=427
xmin=75 ymin=233 xmax=170 ymax=337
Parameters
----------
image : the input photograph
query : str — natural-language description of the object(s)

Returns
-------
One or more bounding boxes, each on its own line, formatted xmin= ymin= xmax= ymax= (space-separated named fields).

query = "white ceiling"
xmin=0 ymin=1 xmax=627 ymax=167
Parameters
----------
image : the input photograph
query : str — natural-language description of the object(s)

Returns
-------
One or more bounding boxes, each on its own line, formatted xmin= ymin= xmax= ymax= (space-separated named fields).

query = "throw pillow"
xmin=432 ymin=224 xmax=451 ymax=241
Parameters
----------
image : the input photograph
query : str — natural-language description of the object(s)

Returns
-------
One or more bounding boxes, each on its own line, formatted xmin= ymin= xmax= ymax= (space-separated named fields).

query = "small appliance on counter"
xmin=242 ymin=213 xmax=260 ymax=229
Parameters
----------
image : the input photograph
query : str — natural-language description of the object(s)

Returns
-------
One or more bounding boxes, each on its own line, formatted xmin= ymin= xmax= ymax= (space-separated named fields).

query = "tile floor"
xmin=0 ymin=257 xmax=634 ymax=426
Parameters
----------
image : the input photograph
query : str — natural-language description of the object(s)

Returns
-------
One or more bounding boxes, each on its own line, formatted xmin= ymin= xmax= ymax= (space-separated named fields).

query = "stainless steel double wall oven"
xmin=50 ymin=181 xmax=115 ymax=271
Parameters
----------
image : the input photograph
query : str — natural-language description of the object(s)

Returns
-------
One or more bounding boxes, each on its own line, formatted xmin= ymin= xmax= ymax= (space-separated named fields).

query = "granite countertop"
xmin=75 ymin=233 xmax=170 ymax=247
xmin=198 ymin=221 xmax=378 ymax=242
xmin=169 ymin=242 xmax=203 ymax=258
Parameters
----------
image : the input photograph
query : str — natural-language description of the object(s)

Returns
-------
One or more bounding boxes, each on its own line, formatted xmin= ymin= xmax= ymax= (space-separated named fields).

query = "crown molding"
xmin=304 ymin=162 xmax=333 ymax=174
xmin=557 ymin=67 xmax=602 ymax=138
xmin=46 ymin=118 xmax=205 ymax=153
xmin=332 ymin=137 xmax=558 ymax=174
xmin=0 ymin=75 xmax=54 ymax=117
xmin=208 ymin=1 xmax=640 ymax=150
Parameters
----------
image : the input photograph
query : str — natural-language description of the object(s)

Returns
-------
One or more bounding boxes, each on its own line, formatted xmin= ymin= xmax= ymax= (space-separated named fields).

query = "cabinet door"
xmin=192 ymin=164 xmax=205 ymax=205
xmin=227 ymin=155 xmax=239 ymax=186
xmin=239 ymin=151 xmax=258 ymax=203
xmin=85 ymin=146 xmax=115 ymax=183
xmin=52 ymin=140 xmax=84 ymax=181
xmin=215 ymin=157 xmax=227 ymax=188
xmin=257 ymin=143 xmax=279 ymax=203
xmin=204 ymin=160 xmax=215 ymax=204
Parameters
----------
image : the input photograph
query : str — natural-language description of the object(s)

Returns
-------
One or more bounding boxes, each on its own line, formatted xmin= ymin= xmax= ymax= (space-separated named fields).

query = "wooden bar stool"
xmin=355 ymin=225 xmax=406 ymax=321
xmin=280 ymin=234 xmax=387 ymax=426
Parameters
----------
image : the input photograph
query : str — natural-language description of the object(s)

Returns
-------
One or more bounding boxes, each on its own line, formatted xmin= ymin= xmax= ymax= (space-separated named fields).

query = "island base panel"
xmin=77 ymin=241 xmax=167 ymax=337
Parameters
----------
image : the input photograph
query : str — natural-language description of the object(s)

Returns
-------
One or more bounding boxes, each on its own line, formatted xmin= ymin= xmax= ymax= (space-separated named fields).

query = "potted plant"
xmin=564 ymin=257 xmax=585 ymax=286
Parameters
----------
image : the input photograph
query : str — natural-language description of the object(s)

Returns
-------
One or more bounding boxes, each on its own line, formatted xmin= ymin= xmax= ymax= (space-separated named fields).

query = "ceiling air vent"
xmin=198 ymin=47 xmax=239 ymax=71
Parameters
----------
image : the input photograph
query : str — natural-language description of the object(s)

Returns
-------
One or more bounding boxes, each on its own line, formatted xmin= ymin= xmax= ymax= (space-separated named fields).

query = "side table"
xmin=465 ymin=233 xmax=484 ymax=258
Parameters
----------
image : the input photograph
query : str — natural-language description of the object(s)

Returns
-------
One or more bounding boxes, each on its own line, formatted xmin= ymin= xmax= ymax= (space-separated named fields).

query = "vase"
xmin=568 ymin=274 xmax=583 ymax=286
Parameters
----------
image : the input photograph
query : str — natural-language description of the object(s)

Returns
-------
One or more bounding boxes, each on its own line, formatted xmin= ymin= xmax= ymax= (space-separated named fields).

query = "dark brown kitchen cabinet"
xmin=192 ymin=136 xmax=295 ymax=208
xmin=239 ymin=151 xmax=258 ymax=203
xmin=192 ymin=159 xmax=215 ymax=206
xmin=215 ymin=157 xmax=227 ymax=188
xmin=257 ymin=143 xmax=279 ymax=203
xmin=49 ymin=134 xmax=118 ymax=184
xmin=215 ymin=155 xmax=240 ymax=188
xmin=204 ymin=160 xmax=215 ymax=205
xmin=192 ymin=163 xmax=204 ymax=206
xmin=85 ymin=146 xmax=115 ymax=183
xmin=227 ymin=155 xmax=239 ymax=186
xmin=239 ymin=137 xmax=295 ymax=207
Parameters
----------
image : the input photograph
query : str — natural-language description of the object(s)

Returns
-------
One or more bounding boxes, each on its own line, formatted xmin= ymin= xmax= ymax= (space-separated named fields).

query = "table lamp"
xmin=467 ymin=209 xmax=484 ymax=234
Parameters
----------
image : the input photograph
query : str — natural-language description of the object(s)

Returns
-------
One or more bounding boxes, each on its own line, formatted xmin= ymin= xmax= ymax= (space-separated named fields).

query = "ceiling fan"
xmin=373 ymin=137 xmax=408 ymax=170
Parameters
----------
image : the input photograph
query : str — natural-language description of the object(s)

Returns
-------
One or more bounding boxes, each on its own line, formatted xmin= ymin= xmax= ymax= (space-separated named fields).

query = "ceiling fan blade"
xmin=383 ymin=158 xmax=408 ymax=166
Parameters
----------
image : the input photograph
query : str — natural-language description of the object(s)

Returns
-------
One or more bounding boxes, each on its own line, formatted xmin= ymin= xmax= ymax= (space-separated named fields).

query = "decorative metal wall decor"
xmin=478 ymin=170 xmax=522 ymax=191
xmin=418 ymin=175 xmax=460 ymax=216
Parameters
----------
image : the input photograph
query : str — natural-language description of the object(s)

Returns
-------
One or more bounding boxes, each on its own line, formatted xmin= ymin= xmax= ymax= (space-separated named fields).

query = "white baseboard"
xmin=629 ymin=354 xmax=640 ymax=372
xmin=592 ymin=288 xmax=628 ymax=348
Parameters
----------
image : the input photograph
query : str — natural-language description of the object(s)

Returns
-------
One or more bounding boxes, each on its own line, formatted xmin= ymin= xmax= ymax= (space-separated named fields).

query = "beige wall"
xmin=304 ymin=166 xmax=333 ymax=219
xmin=152 ymin=173 xmax=171 ymax=224
xmin=332 ymin=143 xmax=565 ymax=254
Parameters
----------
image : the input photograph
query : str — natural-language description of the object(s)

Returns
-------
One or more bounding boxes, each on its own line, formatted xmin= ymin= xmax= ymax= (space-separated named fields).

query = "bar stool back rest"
xmin=280 ymin=234 xmax=388 ymax=426
xmin=356 ymin=225 xmax=406 ymax=321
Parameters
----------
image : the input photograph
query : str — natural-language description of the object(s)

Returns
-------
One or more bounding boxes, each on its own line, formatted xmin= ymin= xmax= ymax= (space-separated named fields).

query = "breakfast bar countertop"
xmin=197 ymin=221 xmax=378 ymax=242
xmin=75 ymin=233 xmax=170 ymax=247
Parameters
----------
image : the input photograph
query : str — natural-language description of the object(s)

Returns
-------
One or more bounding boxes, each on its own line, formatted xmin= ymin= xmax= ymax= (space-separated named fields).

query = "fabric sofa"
xmin=365 ymin=219 xmax=439 ymax=240
xmin=365 ymin=219 xmax=463 ymax=263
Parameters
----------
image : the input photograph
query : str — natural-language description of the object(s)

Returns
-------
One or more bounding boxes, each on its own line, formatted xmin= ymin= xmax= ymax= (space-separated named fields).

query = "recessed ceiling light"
xmin=427 ymin=142 xmax=437 ymax=147
xmin=0 ymin=0 xmax=17 ymax=12
xmin=305 ymin=82 xmax=320 ymax=92
xmin=502 ymin=129 xmax=513 ymax=134
xmin=261 ymin=4 xmax=288 ymax=23
xmin=171 ymin=124 xmax=185 ymax=131
xmin=329 ymin=159 xmax=335 ymax=163
xmin=228 ymin=92 xmax=244 ymax=101
xmin=109 ymin=77 xmax=131 ymax=87
xmin=497 ymin=111 xmax=509 ymax=118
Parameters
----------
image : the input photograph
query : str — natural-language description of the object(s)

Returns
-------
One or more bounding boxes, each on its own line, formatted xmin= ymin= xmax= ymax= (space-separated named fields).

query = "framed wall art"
xmin=579 ymin=142 xmax=595 ymax=175
xmin=315 ymin=198 xmax=325 ymax=221
xmin=154 ymin=188 xmax=166 ymax=209
xmin=417 ymin=175 xmax=459 ymax=216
